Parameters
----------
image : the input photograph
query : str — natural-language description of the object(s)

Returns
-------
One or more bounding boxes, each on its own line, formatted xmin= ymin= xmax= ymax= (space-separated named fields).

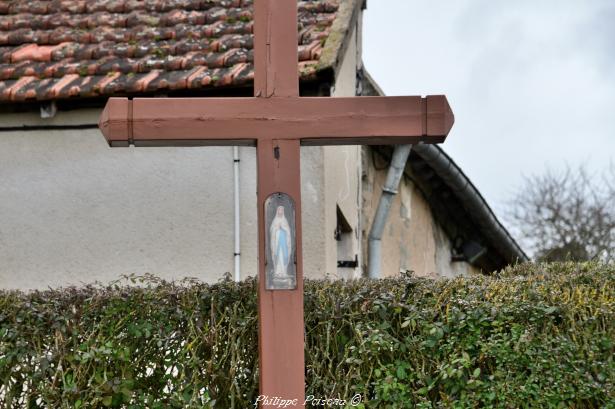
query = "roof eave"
xmin=315 ymin=0 xmax=364 ymax=82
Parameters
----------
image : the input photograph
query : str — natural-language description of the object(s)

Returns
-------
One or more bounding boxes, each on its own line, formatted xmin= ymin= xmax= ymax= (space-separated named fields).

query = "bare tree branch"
xmin=506 ymin=164 xmax=615 ymax=262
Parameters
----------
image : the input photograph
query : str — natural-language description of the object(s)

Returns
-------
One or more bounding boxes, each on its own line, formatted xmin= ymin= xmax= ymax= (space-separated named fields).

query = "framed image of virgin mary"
xmin=264 ymin=193 xmax=297 ymax=290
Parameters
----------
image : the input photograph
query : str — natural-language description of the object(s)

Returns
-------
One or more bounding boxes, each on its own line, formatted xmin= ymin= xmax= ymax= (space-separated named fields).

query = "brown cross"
xmin=98 ymin=0 xmax=453 ymax=406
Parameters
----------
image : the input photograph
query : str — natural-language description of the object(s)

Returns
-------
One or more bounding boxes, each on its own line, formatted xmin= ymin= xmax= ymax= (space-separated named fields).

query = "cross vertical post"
xmin=254 ymin=0 xmax=305 ymax=406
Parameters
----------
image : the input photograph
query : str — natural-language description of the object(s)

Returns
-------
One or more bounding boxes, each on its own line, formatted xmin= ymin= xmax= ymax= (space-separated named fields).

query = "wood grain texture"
xmin=253 ymin=0 xmax=299 ymax=98
xmin=99 ymin=95 xmax=454 ymax=146
xmin=257 ymin=139 xmax=305 ymax=406
xmin=99 ymin=97 xmax=131 ymax=146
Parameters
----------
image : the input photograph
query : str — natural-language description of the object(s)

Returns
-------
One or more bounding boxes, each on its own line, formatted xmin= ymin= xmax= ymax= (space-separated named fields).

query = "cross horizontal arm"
xmin=99 ymin=95 xmax=453 ymax=147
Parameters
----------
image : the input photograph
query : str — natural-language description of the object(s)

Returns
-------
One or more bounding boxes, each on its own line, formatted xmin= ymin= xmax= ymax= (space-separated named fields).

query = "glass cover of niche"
xmin=265 ymin=193 xmax=297 ymax=290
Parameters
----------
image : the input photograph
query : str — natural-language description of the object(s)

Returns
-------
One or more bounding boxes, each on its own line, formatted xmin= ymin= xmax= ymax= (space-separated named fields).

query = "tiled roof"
xmin=0 ymin=0 xmax=339 ymax=102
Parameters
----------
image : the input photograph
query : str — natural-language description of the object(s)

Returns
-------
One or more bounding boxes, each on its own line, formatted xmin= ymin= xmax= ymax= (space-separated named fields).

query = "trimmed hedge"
xmin=0 ymin=262 xmax=614 ymax=408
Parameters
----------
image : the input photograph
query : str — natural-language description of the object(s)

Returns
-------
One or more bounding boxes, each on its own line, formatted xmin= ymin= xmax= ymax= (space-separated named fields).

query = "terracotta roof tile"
xmin=0 ymin=0 xmax=340 ymax=102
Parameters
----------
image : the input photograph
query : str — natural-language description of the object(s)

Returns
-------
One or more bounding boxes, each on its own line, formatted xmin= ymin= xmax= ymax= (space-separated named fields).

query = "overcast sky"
xmin=363 ymin=0 xmax=615 ymax=234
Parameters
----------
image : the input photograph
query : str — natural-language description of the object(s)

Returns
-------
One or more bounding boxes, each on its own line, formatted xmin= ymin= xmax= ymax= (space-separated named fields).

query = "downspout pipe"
xmin=233 ymin=146 xmax=241 ymax=282
xmin=368 ymin=144 xmax=412 ymax=278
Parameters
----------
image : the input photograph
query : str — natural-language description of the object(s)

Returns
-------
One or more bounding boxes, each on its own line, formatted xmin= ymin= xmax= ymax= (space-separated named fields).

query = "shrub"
xmin=0 ymin=262 xmax=613 ymax=408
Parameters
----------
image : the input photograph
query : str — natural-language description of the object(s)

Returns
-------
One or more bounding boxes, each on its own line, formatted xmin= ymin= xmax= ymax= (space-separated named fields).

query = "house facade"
xmin=0 ymin=0 xmax=525 ymax=290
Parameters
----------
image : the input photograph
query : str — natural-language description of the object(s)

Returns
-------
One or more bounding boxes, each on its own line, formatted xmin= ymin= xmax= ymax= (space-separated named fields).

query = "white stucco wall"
xmin=0 ymin=107 xmax=333 ymax=289
xmin=0 ymin=21 xmax=365 ymax=291
xmin=324 ymin=18 xmax=363 ymax=280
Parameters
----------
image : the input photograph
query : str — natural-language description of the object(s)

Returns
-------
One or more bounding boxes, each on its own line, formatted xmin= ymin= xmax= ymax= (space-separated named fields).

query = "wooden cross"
xmin=98 ymin=0 xmax=453 ymax=406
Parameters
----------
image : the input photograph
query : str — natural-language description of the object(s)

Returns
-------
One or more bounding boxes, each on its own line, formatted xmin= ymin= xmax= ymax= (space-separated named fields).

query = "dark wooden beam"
xmin=99 ymin=95 xmax=454 ymax=146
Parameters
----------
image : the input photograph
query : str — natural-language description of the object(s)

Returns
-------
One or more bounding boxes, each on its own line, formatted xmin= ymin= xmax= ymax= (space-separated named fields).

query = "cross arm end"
xmin=99 ymin=97 xmax=131 ymax=147
xmin=425 ymin=95 xmax=455 ymax=139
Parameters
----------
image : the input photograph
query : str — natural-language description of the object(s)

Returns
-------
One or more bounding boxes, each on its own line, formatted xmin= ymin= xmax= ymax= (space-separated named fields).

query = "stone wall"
xmin=361 ymin=149 xmax=481 ymax=278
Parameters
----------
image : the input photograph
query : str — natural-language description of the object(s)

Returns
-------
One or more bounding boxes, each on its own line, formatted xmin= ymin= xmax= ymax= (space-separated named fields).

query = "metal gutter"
xmin=233 ymin=146 xmax=241 ymax=282
xmin=367 ymin=144 xmax=412 ymax=278
xmin=359 ymin=66 xmax=528 ymax=267
xmin=412 ymin=144 xmax=528 ymax=263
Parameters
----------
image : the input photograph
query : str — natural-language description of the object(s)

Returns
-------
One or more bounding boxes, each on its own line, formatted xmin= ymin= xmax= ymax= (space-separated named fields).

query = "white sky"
xmin=362 ymin=0 xmax=615 ymax=232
